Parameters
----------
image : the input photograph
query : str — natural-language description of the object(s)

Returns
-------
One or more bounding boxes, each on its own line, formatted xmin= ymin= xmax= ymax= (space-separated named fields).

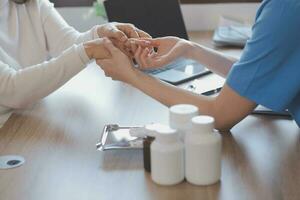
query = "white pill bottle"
xmin=185 ymin=116 xmax=222 ymax=185
xmin=151 ymin=127 xmax=184 ymax=185
xmin=169 ymin=104 xmax=199 ymax=141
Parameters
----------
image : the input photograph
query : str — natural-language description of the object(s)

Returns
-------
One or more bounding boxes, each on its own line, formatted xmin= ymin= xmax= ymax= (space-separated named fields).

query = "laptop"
xmin=103 ymin=0 xmax=211 ymax=85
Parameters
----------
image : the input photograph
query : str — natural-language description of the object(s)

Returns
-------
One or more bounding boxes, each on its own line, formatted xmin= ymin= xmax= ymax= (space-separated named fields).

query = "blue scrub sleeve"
xmin=226 ymin=0 xmax=300 ymax=111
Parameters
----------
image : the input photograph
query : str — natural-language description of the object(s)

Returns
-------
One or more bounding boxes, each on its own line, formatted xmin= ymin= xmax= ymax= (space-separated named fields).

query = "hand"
xmin=130 ymin=36 xmax=193 ymax=69
xmin=83 ymin=38 xmax=111 ymax=60
xmin=97 ymin=22 xmax=151 ymax=57
xmin=96 ymin=38 xmax=139 ymax=84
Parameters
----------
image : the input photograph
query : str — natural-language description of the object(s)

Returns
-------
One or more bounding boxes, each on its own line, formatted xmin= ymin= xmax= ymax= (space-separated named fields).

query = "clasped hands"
xmin=84 ymin=22 xmax=194 ymax=84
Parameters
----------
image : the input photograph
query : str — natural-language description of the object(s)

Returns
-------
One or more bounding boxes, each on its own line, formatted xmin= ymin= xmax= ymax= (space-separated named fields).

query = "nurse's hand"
xmin=96 ymin=38 xmax=139 ymax=84
xmin=130 ymin=37 xmax=193 ymax=69
xmin=97 ymin=22 xmax=151 ymax=57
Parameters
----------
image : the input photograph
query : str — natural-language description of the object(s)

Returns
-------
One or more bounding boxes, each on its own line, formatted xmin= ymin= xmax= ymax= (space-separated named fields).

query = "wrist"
xmin=184 ymin=40 xmax=197 ymax=60
xmin=77 ymin=44 xmax=91 ymax=64
xmin=127 ymin=68 xmax=145 ymax=87
xmin=83 ymin=41 xmax=94 ymax=60
xmin=96 ymin=25 xmax=105 ymax=38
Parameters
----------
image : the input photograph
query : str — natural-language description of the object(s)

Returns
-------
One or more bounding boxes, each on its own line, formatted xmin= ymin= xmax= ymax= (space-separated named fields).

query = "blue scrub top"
xmin=226 ymin=0 xmax=300 ymax=127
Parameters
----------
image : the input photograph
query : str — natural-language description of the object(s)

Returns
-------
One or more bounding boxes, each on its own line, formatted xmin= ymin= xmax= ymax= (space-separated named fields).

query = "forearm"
xmin=130 ymin=70 xmax=218 ymax=123
xmin=130 ymin=70 xmax=256 ymax=130
xmin=44 ymin=21 xmax=98 ymax=57
xmin=132 ymin=69 xmax=214 ymax=108
xmin=0 ymin=44 xmax=89 ymax=109
xmin=41 ymin=1 xmax=99 ymax=57
xmin=187 ymin=42 xmax=238 ymax=78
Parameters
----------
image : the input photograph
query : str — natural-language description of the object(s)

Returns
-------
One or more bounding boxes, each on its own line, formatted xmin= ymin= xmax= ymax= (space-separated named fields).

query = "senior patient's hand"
xmin=84 ymin=38 xmax=111 ymax=60
xmin=130 ymin=36 xmax=193 ymax=69
xmin=97 ymin=22 xmax=151 ymax=57
xmin=96 ymin=38 xmax=139 ymax=84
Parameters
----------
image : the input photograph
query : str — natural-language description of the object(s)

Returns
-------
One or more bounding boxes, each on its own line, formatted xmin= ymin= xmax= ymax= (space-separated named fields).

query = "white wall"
xmin=57 ymin=3 xmax=260 ymax=32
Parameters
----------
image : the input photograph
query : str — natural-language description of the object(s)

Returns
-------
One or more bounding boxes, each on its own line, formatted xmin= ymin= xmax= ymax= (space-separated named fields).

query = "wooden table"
xmin=0 ymin=32 xmax=299 ymax=200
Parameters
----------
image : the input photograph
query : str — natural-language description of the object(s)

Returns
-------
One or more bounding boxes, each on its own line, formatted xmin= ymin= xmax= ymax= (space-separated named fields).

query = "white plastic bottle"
xmin=185 ymin=116 xmax=222 ymax=185
xmin=169 ymin=104 xmax=199 ymax=141
xmin=151 ymin=127 xmax=184 ymax=185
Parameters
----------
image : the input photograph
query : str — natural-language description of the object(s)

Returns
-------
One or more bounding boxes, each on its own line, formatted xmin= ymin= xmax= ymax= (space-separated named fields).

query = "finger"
xmin=117 ymin=42 xmax=132 ymax=57
xmin=125 ymin=47 xmax=132 ymax=54
xmin=129 ymin=39 xmax=155 ymax=56
xmin=124 ymin=40 xmax=131 ymax=48
xmin=149 ymin=51 xmax=158 ymax=59
xmin=142 ymin=49 xmax=162 ymax=69
xmin=130 ymin=42 xmax=138 ymax=54
xmin=129 ymin=39 xmax=152 ymax=48
xmin=131 ymin=38 xmax=160 ymax=48
xmin=105 ymin=25 xmax=128 ymax=42
xmin=136 ymin=29 xmax=152 ymax=38
xmin=141 ymin=48 xmax=149 ymax=59
xmin=109 ymin=37 xmax=134 ymax=58
xmin=128 ymin=27 xmax=140 ymax=39
xmin=134 ymin=46 xmax=144 ymax=68
xmin=143 ymin=38 xmax=160 ymax=47
xmin=134 ymin=46 xmax=143 ymax=67
xmin=140 ymin=48 xmax=150 ymax=68
xmin=117 ymin=23 xmax=139 ymax=39
xmin=103 ymin=38 xmax=121 ymax=55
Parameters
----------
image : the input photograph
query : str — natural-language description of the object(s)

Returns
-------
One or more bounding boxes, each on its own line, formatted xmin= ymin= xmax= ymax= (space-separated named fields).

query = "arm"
xmin=131 ymin=71 xmax=256 ymax=130
xmin=0 ymin=39 xmax=110 ymax=109
xmin=97 ymin=40 xmax=257 ymax=131
xmin=187 ymin=42 xmax=238 ymax=78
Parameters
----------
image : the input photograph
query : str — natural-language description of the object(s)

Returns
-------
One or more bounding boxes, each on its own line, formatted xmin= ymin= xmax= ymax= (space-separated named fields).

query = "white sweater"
xmin=0 ymin=0 xmax=99 ymax=128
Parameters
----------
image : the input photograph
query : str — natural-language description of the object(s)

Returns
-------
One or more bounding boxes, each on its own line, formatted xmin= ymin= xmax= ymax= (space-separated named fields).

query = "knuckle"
xmin=125 ymin=23 xmax=134 ymax=27
xmin=116 ymin=30 xmax=123 ymax=35
xmin=116 ymin=31 xmax=125 ymax=38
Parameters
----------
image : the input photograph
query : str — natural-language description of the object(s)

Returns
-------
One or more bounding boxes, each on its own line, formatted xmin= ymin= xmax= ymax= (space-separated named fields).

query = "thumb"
xmin=103 ymin=38 xmax=120 ymax=56
xmin=96 ymin=58 xmax=111 ymax=68
xmin=109 ymin=28 xmax=128 ymax=42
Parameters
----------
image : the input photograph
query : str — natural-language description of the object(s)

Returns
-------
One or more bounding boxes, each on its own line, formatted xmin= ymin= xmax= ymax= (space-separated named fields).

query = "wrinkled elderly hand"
xmin=97 ymin=22 xmax=151 ymax=57
xmin=96 ymin=38 xmax=140 ymax=84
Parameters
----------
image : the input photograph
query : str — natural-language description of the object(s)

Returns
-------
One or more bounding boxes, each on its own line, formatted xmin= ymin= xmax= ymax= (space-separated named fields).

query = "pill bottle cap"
xmin=191 ymin=116 xmax=215 ymax=134
xmin=155 ymin=126 xmax=179 ymax=143
xmin=145 ymin=123 xmax=170 ymax=137
xmin=129 ymin=123 xmax=168 ymax=138
xmin=169 ymin=104 xmax=199 ymax=129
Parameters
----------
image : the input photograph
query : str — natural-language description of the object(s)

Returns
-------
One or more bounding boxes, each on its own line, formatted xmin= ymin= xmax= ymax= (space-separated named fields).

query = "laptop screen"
xmin=103 ymin=0 xmax=189 ymax=40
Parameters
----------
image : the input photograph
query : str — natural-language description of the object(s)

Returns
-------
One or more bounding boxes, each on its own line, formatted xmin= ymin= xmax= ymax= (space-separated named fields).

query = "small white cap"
xmin=129 ymin=123 xmax=171 ymax=138
xmin=145 ymin=123 xmax=170 ymax=137
xmin=191 ymin=116 xmax=215 ymax=134
xmin=169 ymin=104 xmax=199 ymax=129
xmin=155 ymin=126 xmax=179 ymax=143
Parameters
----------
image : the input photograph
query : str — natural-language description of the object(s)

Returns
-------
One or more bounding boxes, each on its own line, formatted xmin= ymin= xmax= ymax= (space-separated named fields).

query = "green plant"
xmin=93 ymin=0 xmax=107 ymax=18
